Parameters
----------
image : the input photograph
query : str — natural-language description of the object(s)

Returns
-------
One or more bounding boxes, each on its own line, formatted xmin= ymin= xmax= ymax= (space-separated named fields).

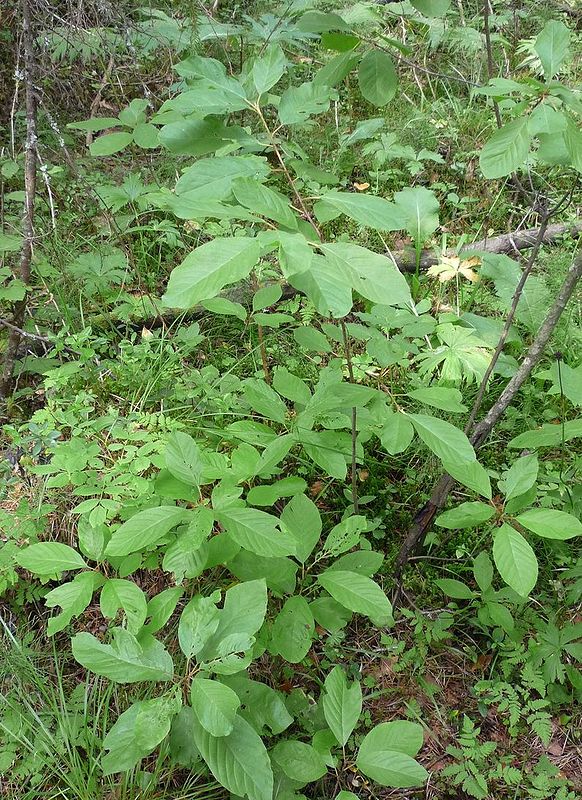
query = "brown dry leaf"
xmin=353 ymin=182 xmax=370 ymax=191
xmin=309 ymin=480 xmax=325 ymax=497
xmin=427 ymin=255 xmax=481 ymax=283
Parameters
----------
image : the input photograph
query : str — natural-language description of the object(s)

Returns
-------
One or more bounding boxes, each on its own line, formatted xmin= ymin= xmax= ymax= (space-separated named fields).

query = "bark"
xmin=0 ymin=0 xmax=37 ymax=399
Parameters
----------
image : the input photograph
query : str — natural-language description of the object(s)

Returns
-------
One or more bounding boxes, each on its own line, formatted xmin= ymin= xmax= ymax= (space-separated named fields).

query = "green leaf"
xmin=409 ymin=414 xmax=476 ymax=465
xmin=163 ymin=238 xmax=260 ymax=309
xmin=501 ymin=454 xmax=538 ymax=501
xmin=289 ymin=255 xmax=353 ymax=318
xmin=251 ymin=43 xmax=287 ymax=95
xmin=191 ymin=678 xmax=241 ymax=737
xmin=202 ymin=297 xmax=247 ymax=321
xmin=442 ymin=458 xmax=492 ymax=499
xmin=320 ymin=243 xmax=412 ymax=307
xmin=293 ymin=326 xmax=332 ymax=352
xmin=358 ymin=50 xmax=398 ymax=107
xmin=393 ymin=187 xmax=439 ymax=245
xmin=169 ymin=707 xmax=202 ymax=768
xmin=534 ymin=20 xmax=570 ymax=80
xmin=278 ymin=82 xmax=332 ymax=125
xmin=564 ymin=117 xmax=582 ymax=173
xmin=178 ymin=594 xmax=220 ymax=658
xmin=508 ymin=419 xmax=582 ymax=449
xmin=45 ymin=572 xmax=104 ymax=636
xmin=379 ymin=411 xmax=414 ymax=455
xmin=216 ymin=507 xmax=297 ymax=557
xmin=435 ymin=502 xmax=495 ymax=529
xmin=100 ymin=579 xmax=147 ymax=634
xmin=105 ymin=506 xmax=188 ymax=557
xmin=176 ymin=155 xmax=270 ymax=199
xmin=323 ymin=515 xmax=368 ymax=556
xmin=222 ymin=676 xmax=293 ymax=736
xmin=166 ymin=431 xmax=204 ymax=487
xmin=493 ymin=524 xmax=538 ymax=597
xmin=232 ymin=177 xmax=297 ymax=230
xmin=272 ymin=740 xmax=328 ymax=784
xmin=72 ymin=628 xmax=174 ymax=683
xmin=356 ymin=721 xmax=428 ymax=788
xmin=322 ymin=665 xmax=362 ymax=746
xmin=280 ymin=494 xmax=322 ymax=562
xmin=327 ymin=550 xmax=384 ymax=577
xmin=434 ymin=579 xmax=476 ymax=600
xmin=143 ymin=587 xmax=184 ymax=634
xmin=68 ymin=116 xmax=120 ymax=131
xmin=243 ymin=378 xmax=288 ymax=423
xmin=273 ymin=367 xmax=311 ymax=406
xmin=228 ymin=551 xmax=298 ymax=595
xmin=318 ymin=570 xmax=393 ymax=626
xmin=516 ymin=509 xmax=582 ymax=541
xmin=310 ymin=597 xmax=352 ymax=632
xmin=407 ymin=387 xmax=467 ymax=413
xmin=410 ymin=0 xmax=452 ymax=15
xmin=0 ymin=233 xmax=22 ymax=252
xmin=193 ymin=714 xmax=273 ymax=800
xmin=132 ymin=122 xmax=158 ymax=149
xmin=89 ymin=132 xmax=133 ymax=156
xmin=270 ymin=595 xmax=314 ymax=663
xmin=479 ymin=118 xmax=532 ymax=179
xmin=315 ymin=192 xmax=406 ymax=233
xmin=473 ymin=552 xmax=493 ymax=593
xmin=102 ymin=694 xmax=180 ymax=775
xmin=16 ymin=542 xmax=87 ymax=576
xmin=199 ymin=580 xmax=268 ymax=664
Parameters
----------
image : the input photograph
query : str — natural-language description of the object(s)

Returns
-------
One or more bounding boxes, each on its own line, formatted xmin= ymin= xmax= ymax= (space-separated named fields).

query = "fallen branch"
xmin=392 ymin=247 xmax=582 ymax=592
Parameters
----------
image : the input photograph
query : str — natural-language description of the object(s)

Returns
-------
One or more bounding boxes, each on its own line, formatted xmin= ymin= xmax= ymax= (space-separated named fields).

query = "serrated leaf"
xmin=193 ymin=714 xmax=273 ymax=800
xmin=322 ymin=666 xmax=362 ymax=746
xmin=318 ymin=570 xmax=393 ymax=626
xmin=479 ymin=117 xmax=531 ymax=179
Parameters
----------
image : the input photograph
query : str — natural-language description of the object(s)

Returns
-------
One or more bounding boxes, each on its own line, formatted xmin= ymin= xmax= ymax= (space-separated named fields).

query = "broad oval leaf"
xmin=493 ymin=524 xmax=538 ymax=597
xmin=272 ymin=740 xmax=328 ymax=784
xmin=501 ymin=454 xmax=539 ymax=501
xmin=435 ymin=502 xmax=495 ymax=529
xmin=270 ymin=595 xmax=314 ymax=663
xmin=516 ymin=509 xmax=582 ymax=541
xmin=316 ymin=192 xmax=406 ymax=233
xmin=16 ymin=542 xmax=87 ymax=576
xmin=217 ymin=507 xmax=298 ymax=557
xmin=191 ymin=677 xmax=241 ymax=737
xmin=534 ymin=20 xmax=570 ymax=80
xmin=178 ymin=594 xmax=220 ymax=658
xmin=89 ymin=132 xmax=133 ymax=156
xmin=320 ymin=243 xmax=412 ymax=307
xmin=100 ymin=578 xmax=147 ymax=634
xmin=410 ymin=0 xmax=452 ymax=15
xmin=479 ymin=117 xmax=532 ymax=179
xmin=358 ymin=50 xmax=397 ymax=107
xmin=193 ymin=714 xmax=273 ymax=800
xmin=163 ymin=238 xmax=260 ymax=309
xmin=357 ymin=721 xmax=427 ymax=788
xmin=318 ymin=570 xmax=393 ymax=626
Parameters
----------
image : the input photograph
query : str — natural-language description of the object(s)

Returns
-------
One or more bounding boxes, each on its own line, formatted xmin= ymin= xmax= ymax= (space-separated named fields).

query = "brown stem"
xmin=341 ymin=320 xmax=359 ymax=515
xmin=1 ymin=0 xmax=37 ymax=399
xmin=483 ymin=0 xmax=503 ymax=128
xmin=464 ymin=210 xmax=550 ymax=433
xmin=393 ymin=248 xmax=582 ymax=593
xmin=257 ymin=322 xmax=270 ymax=384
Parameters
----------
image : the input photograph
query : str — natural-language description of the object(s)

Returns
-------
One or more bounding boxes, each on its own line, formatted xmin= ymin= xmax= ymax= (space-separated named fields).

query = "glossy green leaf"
xmin=217 ymin=507 xmax=297 ymax=557
xmin=315 ymin=192 xmax=406 ymax=233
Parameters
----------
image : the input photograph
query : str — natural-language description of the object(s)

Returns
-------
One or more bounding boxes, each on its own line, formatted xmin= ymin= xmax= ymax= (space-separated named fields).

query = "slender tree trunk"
xmin=0 ymin=0 xmax=37 ymax=399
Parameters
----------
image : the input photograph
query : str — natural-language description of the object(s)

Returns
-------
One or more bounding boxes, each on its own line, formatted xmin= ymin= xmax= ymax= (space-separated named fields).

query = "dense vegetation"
xmin=0 ymin=1 xmax=581 ymax=799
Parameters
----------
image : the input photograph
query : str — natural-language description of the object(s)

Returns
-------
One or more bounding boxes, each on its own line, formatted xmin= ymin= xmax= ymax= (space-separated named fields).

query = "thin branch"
xmin=341 ymin=320 xmax=359 ymax=515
